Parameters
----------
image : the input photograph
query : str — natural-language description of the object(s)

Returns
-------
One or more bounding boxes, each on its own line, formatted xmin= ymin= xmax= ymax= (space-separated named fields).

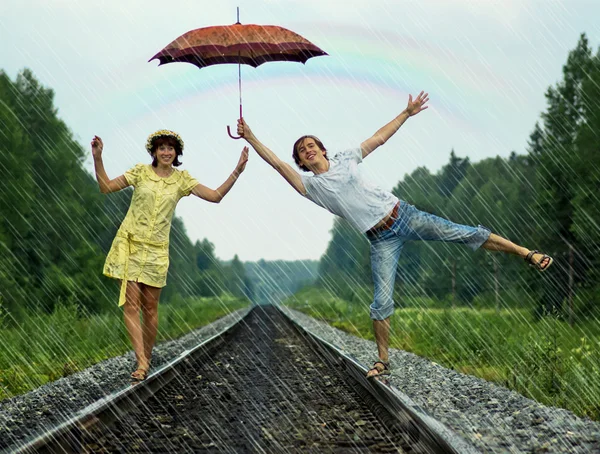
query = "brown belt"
xmin=366 ymin=201 xmax=401 ymax=237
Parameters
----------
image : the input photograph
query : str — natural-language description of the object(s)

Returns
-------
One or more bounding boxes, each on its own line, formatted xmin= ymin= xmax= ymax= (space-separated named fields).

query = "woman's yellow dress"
xmin=103 ymin=164 xmax=198 ymax=306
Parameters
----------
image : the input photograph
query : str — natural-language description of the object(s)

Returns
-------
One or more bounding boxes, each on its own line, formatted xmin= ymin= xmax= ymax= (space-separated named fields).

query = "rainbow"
xmin=97 ymin=23 xmax=510 ymax=130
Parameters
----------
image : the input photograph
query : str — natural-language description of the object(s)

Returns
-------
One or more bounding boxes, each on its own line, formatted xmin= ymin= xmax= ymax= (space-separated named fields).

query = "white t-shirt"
xmin=300 ymin=147 xmax=399 ymax=232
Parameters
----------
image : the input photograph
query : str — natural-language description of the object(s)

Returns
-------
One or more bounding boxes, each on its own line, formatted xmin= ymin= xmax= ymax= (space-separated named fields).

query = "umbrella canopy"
xmin=149 ymin=19 xmax=327 ymax=138
xmin=149 ymin=24 xmax=327 ymax=69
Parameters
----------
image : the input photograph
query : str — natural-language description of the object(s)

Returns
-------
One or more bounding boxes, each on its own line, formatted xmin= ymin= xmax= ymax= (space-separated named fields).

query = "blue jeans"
xmin=367 ymin=202 xmax=491 ymax=320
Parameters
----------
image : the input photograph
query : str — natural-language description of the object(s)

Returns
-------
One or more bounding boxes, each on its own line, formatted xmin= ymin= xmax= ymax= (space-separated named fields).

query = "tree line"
xmin=317 ymin=34 xmax=600 ymax=322
xmin=0 ymin=69 xmax=251 ymax=318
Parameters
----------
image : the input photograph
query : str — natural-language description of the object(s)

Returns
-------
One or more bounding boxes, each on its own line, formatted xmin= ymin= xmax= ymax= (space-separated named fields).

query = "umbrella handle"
xmin=227 ymin=125 xmax=242 ymax=140
xmin=227 ymin=58 xmax=243 ymax=140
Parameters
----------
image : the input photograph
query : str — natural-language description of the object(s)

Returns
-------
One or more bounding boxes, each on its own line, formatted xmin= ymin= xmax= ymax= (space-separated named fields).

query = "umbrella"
xmin=149 ymin=9 xmax=327 ymax=138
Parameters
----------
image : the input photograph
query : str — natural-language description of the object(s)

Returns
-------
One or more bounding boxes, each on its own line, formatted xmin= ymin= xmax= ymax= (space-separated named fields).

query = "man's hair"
xmin=292 ymin=135 xmax=329 ymax=172
xmin=151 ymin=136 xmax=183 ymax=167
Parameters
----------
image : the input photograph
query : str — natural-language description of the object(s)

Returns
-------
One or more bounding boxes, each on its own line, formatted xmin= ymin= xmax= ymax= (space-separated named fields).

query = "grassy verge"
xmin=286 ymin=287 xmax=600 ymax=421
xmin=0 ymin=295 xmax=249 ymax=400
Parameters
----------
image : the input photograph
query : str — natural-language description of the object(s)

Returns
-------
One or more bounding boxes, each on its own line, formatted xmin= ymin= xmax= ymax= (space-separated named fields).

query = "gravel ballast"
xmin=281 ymin=307 xmax=600 ymax=453
xmin=79 ymin=306 xmax=414 ymax=453
xmin=1 ymin=305 xmax=599 ymax=453
xmin=0 ymin=308 xmax=251 ymax=452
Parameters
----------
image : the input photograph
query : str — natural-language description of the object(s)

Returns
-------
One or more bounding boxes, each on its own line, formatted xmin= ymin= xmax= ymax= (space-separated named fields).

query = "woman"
xmin=91 ymin=130 xmax=248 ymax=381
xmin=235 ymin=91 xmax=553 ymax=378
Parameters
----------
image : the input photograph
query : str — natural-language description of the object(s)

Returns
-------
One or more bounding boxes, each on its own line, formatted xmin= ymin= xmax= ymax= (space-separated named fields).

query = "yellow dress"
xmin=103 ymin=164 xmax=199 ymax=306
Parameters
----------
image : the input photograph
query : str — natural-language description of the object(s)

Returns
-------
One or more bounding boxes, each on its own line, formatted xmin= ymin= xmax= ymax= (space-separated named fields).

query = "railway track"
xmin=12 ymin=305 xmax=479 ymax=453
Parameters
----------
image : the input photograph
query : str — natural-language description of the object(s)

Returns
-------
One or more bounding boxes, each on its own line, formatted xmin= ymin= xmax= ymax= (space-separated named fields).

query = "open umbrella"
xmin=149 ymin=9 xmax=327 ymax=138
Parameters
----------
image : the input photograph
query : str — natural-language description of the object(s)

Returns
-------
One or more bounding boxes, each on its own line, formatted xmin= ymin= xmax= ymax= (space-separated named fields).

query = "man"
xmin=236 ymin=91 xmax=552 ymax=377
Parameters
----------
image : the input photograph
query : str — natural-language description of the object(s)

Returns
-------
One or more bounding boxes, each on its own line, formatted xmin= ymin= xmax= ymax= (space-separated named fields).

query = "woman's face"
xmin=154 ymin=143 xmax=176 ymax=166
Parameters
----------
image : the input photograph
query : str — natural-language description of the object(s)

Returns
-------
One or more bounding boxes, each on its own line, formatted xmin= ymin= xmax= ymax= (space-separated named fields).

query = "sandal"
xmin=130 ymin=368 xmax=148 ymax=381
xmin=525 ymin=250 xmax=554 ymax=272
xmin=366 ymin=360 xmax=391 ymax=378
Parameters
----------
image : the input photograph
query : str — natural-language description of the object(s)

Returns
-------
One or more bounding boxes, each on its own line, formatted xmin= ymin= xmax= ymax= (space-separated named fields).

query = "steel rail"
xmin=10 ymin=308 xmax=251 ymax=454
xmin=277 ymin=305 xmax=482 ymax=454
xmin=12 ymin=304 xmax=480 ymax=453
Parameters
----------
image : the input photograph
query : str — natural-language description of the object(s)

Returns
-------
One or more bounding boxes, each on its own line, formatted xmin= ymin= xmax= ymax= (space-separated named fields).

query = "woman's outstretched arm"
xmin=191 ymin=146 xmax=249 ymax=203
xmin=91 ymin=135 xmax=130 ymax=193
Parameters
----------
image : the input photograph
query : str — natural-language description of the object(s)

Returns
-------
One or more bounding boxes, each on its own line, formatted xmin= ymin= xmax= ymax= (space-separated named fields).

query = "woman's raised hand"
xmin=91 ymin=135 xmax=104 ymax=158
xmin=236 ymin=146 xmax=249 ymax=174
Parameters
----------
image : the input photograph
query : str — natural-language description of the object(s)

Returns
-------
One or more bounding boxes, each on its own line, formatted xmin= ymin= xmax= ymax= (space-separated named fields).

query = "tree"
xmin=225 ymin=254 xmax=251 ymax=299
xmin=0 ymin=68 xmax=224 ymax=314
xmin=532 ymin=34 xmax=594 ymax=315
xmin=438 ymin=150 xmax=470 ymax=198
xmin=569 ymin=46 xmax=600 ymax=314
xmin=195 ymin=238 xmax=218 ymax=271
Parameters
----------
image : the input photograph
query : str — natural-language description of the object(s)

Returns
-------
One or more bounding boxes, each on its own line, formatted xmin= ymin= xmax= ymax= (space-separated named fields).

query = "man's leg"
xmin=373 ymin=318 xmax=391 ymax=362
xmin=403 ymin=204 xmax=552 ymax=270
xmin=367 ymin=234 xmax=404 ymax=377
xmin=481 ymin=233 xmax=552 ymax=269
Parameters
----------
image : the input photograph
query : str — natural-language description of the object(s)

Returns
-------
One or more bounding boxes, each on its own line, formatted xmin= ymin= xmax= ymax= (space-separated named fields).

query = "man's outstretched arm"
xmin=361 ymin=91 xmax=429 ymax=158
xmin=237 ymin=118 xmax=306 ymax=195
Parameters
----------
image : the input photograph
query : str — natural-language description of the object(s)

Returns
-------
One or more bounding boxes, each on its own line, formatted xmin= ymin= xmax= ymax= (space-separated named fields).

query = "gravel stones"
xmin=0 ymin=308 xmax=250 ymax=452
xmin=1 ymin=305 xmax=599 ymax=453
xmin=281 ymin=307 xmax=600 ymax=453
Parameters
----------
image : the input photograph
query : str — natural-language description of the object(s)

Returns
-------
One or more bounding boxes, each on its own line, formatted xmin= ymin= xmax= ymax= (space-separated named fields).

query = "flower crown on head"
xmin=145 ymin=129 xmax=184 ymax=154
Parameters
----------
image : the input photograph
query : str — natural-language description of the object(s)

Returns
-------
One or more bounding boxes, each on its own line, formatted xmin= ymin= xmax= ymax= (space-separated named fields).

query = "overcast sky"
xmin=2 ymin=0 xmax=599 ymax=262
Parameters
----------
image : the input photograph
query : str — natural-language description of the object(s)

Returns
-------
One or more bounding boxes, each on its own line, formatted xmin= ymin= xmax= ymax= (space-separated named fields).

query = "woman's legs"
xmin=140 ymin=284 xmax=161 ymax=368
xmin=122 ymin=282 xmax=149 ymax=373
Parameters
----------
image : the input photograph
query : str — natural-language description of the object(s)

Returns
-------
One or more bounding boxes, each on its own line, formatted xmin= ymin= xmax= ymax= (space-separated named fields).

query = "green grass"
xmin=286 ymin=287 xmax=600 ymax=421
xmin=0 ymin=295 xmax=249 ymax=400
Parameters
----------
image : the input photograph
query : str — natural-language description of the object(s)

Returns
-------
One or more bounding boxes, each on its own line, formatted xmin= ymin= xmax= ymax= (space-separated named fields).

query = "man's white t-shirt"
xmin=300 ymin=147 xmax=399 ymax=233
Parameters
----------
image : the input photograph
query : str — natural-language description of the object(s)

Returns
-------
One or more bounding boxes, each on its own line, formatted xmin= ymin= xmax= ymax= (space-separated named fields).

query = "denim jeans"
xmin=367 ymin=202 xmax=491 ymax=320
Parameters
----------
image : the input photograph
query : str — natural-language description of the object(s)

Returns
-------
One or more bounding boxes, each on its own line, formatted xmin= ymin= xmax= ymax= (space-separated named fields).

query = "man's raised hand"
xmin=406 ymin=91 xmax=429 ymax=117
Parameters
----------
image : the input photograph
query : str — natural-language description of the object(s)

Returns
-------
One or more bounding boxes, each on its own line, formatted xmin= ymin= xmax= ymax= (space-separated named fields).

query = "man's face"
xmin=297 ymin=138 xmax=326 ymax=167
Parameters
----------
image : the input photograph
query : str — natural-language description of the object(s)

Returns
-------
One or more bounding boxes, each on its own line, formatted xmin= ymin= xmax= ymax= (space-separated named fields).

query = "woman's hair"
xmin=292 ymin=135 xmax=328 ymax=172
xmin=151 ymin=136 xmax=183 ymax=167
